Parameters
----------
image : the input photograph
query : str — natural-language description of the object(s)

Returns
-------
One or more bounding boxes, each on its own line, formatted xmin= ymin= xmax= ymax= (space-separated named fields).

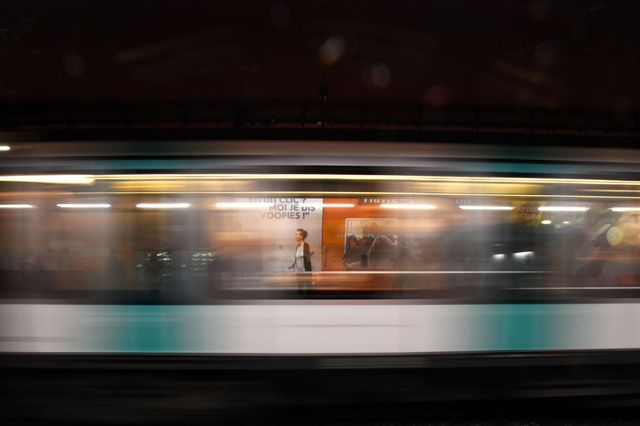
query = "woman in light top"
xmin=291 ymin=228 xmax=312 ymax=272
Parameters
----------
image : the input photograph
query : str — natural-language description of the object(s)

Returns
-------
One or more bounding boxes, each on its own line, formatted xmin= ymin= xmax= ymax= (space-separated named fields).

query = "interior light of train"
xmin=541 ymin=220 xmax=552 ymax=225
xmin=513 ymin=251 xmax=534 ymax=259
xmin=214 ymin=202 xmax=354 ymax=209
xmin=0 ymin=204 xmax=34 ymax=209
xmin=97 ymin=173 xmax=640 ymax=186
xmin=538 ymin=206 xmax=589 ymax=212
xmin=320 ymin=203 xmax=355 ymax=208
xmin=56 ymin=203 xmax=111 ymax=209
xmin=380 ymin=204 xmax=437 ymax=210
xmin=459 ymin=205 xmax=514 ymax=211
xmin=611 ymin=207 xmax=640 ymax=212
xmin=0 ymin=175 xmax=95 ymax=184
xmin=136 ymin=203 xmax=191 ymax=209
xmin=215 ymin=202 xmax=274 ymax=209
xmin=0 ymin=145 xmax=10 ymax=151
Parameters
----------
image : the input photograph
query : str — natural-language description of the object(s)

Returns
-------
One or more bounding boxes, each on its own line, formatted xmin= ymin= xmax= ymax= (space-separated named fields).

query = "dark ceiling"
xmin=0 ymin=0 xmax=639 ymax=132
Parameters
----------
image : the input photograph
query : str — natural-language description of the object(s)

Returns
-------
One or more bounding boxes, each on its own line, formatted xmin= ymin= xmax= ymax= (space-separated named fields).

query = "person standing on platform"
xmin=291 ymin=228 xmax=312 ymax=272
xmin=291 ymin=228 xmax=313 ymax=294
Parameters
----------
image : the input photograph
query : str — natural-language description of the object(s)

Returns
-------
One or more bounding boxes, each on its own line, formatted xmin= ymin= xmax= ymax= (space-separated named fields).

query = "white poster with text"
xmin=223 ymin=198 xmax=323 ymax=273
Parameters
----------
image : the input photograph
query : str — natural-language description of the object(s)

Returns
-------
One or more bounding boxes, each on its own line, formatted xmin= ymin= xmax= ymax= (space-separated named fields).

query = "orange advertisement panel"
xmin=322 ymin=198 xmax=399 ymax=271
xmin=319 ymin=197 xmax=456 ymax=291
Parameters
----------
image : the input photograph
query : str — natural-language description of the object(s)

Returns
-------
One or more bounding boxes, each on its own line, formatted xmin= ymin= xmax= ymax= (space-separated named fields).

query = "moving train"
xmin=2 ymin=139 xmax=640 ymax=358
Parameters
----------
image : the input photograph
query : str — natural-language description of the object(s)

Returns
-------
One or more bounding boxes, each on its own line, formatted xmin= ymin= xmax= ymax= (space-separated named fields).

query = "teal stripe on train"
xmin=96 ymin=305 xmax=186 ymax=353
xmin=78 ymin=304 xmax=638 ymax=354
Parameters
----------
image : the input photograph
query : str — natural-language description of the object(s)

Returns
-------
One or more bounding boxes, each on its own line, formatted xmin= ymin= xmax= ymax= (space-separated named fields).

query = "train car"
xmin=2 ymin=139 xmax=640 ymax=401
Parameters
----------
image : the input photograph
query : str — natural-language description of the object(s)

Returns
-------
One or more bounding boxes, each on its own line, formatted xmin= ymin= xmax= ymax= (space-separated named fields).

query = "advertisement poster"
xmin=223 ymin=197 xmax=323 ymax=272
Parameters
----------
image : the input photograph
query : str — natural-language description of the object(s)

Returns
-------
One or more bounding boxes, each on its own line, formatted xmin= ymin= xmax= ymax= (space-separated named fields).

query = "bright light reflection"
xmin=0 ymin=145 xmax=10 ymax=152
xmin=136 ymin=203 xmax=190 ymax=209
xmin=611 ymin=207 xmax=640 ymax=212
xmin=538 ymin=206 xmax=589 ymax=212
xmin=541 ymin=219 xmax=552 ymax=225
xmin=380 ymin=204 xmax=436 ymax=210
xmin=459 ymin=205 xmax=514 ymax=211
xmin=493 ymin=254 xmax=505 ymax=260
xmin=514 ymin=251 xmax=534 ymax=259
xmin=321 ymin=203 xmax=355 ymax=208
xmin=0 ymin=175 xmax=94 ymax=184
xmin=0 ymin=204 xmax=34 ymax=209
xmin=215 ymin=202 xmax=274 ymax=209
xmin=57 ymin=203 xmax=111 ymax=209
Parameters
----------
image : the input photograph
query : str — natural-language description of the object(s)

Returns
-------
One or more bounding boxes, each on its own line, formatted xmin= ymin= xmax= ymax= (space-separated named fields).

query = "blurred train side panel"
xmin=6 ymin=303 xmax=640 ymax=355
xmin=2 ymin=141 xmax=640 ymax=358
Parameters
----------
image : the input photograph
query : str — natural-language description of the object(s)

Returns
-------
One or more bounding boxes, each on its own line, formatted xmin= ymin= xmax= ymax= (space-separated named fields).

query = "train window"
xmin=1 ymin=175 xmax=640 ymax=303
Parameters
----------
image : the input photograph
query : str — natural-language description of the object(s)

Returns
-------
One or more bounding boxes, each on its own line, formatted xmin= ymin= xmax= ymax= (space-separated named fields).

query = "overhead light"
xmin=136 ymin=203 xmax=190 ymax=209
xmin=57 ymin=203 xmax=111 ymax=209
xmin=541 ymin=219 xmax=552 ymax=225
xmin=538 ymin=206 xmax=589 ymax=212
xmin=214 ymin=202 xmax=354 ymax=209
xmin=321 ymin=203 xmax=354 ymax=208
xmin=0 ymin=175 xmax=94 ymax=184
xmin=563 ymin=221 xmax=570 ymax=224
xmin=380 ymin=204 xmax=436 ymax=210
xmin=459 ymin=205 xmax=514 ymax=211
xmin=0 ymin=145 xmax=10 ymax=152
xmin=492 ymin=254 xmax=505 ymax=260
xmin=215 ymin=202 xmax=274 ymax=209
xmin=513 ymin=251 xmax=534 ymax=259
xmin=0 ymin=204 xmax=34 ymax=209
xmin=611 ymin=207 xmax=640 ymax=212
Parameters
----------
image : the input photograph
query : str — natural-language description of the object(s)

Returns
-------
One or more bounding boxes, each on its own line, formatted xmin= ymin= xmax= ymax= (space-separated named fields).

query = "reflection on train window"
xmin=1 ymin=177 xmax=640 ymax=302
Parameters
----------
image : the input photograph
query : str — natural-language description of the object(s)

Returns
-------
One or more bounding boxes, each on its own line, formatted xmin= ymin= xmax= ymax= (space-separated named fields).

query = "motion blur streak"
xmin=459 ymin=205 xmax=514 ymax=211
xmin=57 ymin=203 xmax=111 ymax=209
xmin=611 ymin=207 xmax=640 ymax=212
xmin=538 ymin=206 xmax=590 ymax=212
xmin=0 ymin=204 xmax=34 ymax=209
xmin=135 ymin=202 xmax=191 ymax=209
xmin=380 ymin=203 xmax=437 ymax=209
xmin=0 ymin=175 xmax=95 ymax=184
xmin=96 ymin=173 xmax=640 ymax=186
xmin=319 ymin=203 xmax=355 ymax=208
xmin=215 ymin=202 xmax=275 ymax=209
